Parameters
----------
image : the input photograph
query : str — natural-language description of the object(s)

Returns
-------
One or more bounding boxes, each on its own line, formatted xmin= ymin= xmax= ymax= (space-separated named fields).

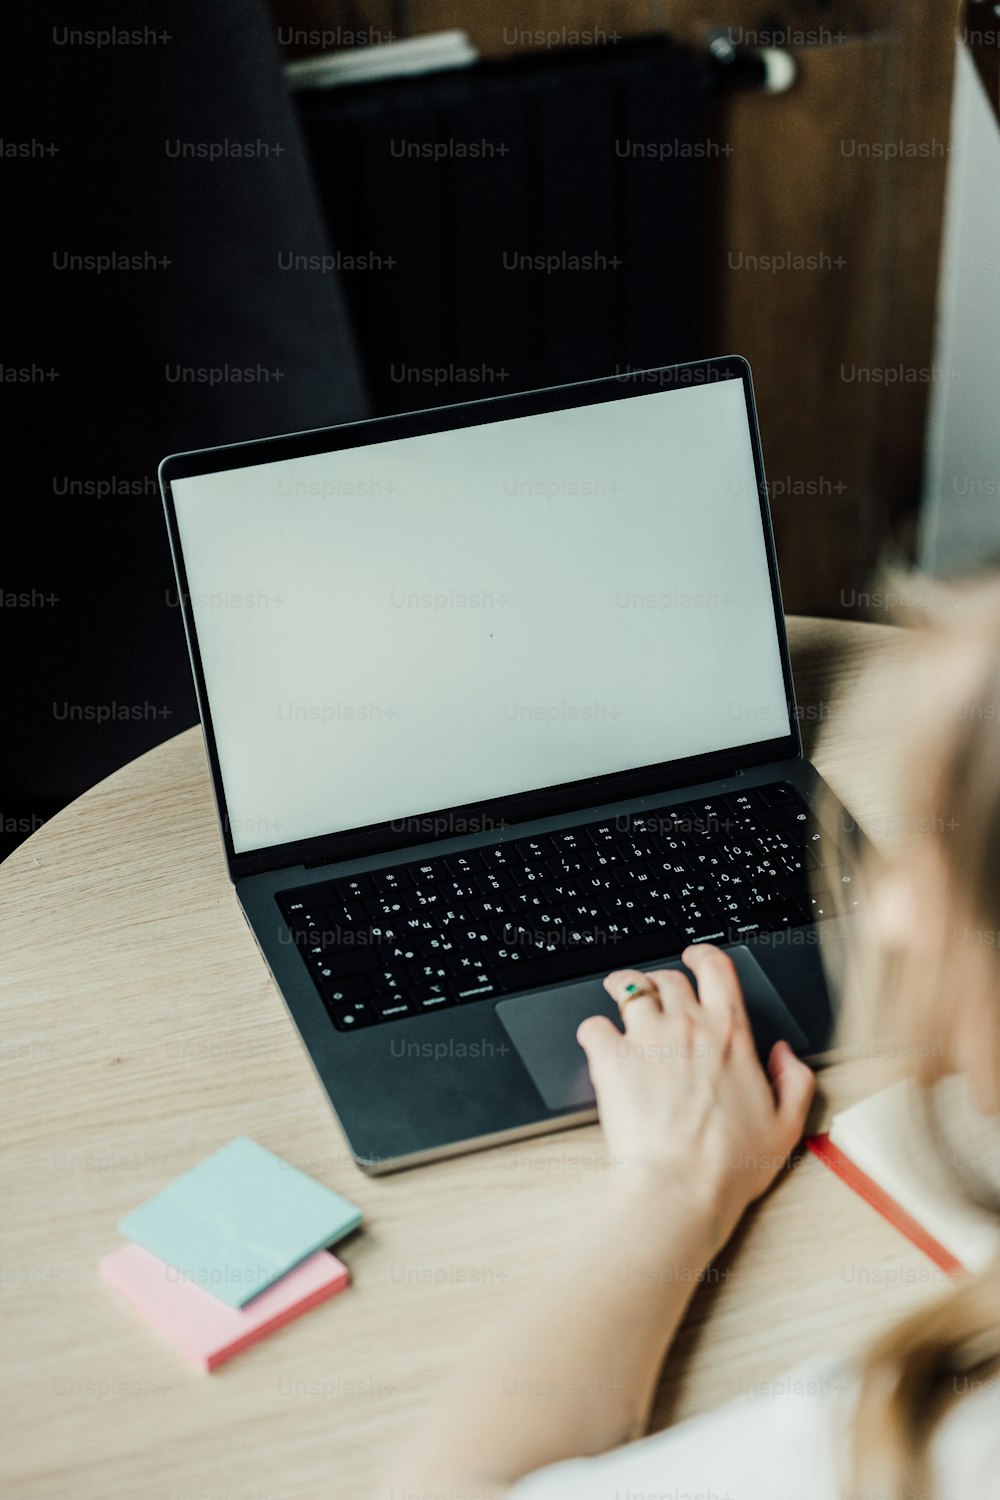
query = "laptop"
xmin=159 ymin=356 xmax=861 ymax=1173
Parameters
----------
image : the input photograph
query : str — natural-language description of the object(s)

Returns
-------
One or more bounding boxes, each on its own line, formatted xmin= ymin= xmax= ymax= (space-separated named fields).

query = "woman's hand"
xmin=578 ymin=944 xmax=816 ymax=1250
xmin=386 ymin=943 xmax=816 ymax=1497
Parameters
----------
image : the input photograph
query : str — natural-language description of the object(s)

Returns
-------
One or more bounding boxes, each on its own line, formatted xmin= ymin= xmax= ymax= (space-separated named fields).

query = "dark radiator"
xmin=296 ymin=38 xmax=712 ymax=412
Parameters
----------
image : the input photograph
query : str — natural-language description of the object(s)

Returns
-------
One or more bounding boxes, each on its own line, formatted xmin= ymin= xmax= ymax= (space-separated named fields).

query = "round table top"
xmin=1 ymin=616 xmax=933 ymax=1500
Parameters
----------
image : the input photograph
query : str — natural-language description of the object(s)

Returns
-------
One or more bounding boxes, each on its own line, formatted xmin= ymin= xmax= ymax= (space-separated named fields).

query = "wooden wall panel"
xmin=711 ymin=38 xmax=892 ymax=612
xmin=871 ymin=4 xmax=958 ymax=548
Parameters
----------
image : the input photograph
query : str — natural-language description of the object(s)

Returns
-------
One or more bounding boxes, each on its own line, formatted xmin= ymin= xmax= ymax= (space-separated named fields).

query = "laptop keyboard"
xmin=277 ymin=783 xmax=857 ymax=1032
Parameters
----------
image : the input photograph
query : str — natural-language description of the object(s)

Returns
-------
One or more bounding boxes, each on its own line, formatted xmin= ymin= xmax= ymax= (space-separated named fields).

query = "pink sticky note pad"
xmin=100 ymin=1243 xmax=349 ymax=1371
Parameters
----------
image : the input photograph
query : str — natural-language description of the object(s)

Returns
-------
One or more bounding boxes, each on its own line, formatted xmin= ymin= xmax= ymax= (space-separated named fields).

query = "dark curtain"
xmin=2 ymin=1 xmax=369 ymax=855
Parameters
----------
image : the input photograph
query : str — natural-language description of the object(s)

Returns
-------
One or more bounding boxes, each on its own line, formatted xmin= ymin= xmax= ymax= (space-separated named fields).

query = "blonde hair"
xmin=832 ymin=571 xmax=1000 ymax=1499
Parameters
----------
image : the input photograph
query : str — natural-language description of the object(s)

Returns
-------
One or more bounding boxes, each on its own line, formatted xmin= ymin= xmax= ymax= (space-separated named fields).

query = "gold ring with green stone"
xmin=619 ymin=979 xmax=659 ymax=1010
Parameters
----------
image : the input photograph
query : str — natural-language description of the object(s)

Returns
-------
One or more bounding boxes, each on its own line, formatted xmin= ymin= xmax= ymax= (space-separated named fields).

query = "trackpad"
xmin=495 ymin=945 xmax=809 ymax=1112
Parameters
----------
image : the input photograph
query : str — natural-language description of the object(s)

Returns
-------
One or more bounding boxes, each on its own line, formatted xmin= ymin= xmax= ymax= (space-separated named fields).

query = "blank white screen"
xmin=171 ymin=378 xmax=791 ymax=854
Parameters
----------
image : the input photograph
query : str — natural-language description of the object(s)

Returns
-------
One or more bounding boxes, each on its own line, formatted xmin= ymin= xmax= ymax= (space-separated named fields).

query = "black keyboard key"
xmin=335 ymin=874 xmax=376 ymax=901
xmin=684 ymin=846 xmax=730 ymax=875
xmin=481 ymin=846 xmax=517 ymax=871
xmin=303 ymin=938 xmax=342 ymax=969
xmin=313 ymin=907 xmax=345 ymax=938
xmin=415 ymin=988 xmax=454 ymax=1011
xmin=327 ymin=999 xmax=377 ymax=1031
xmin=494 ymin=940 xmax=528 ymax=967
xmin=281 ymin=880 xmax=343 ymax=914
xmin=407 ymin=957 xmax=449 ymax=981
xmin=770 ymin=870 xmax=811 ymax=901
xmin=458 ymin=925 xmax=494 ymax=949
xmin=552 ymin=829 xmax=586 ymax=852
xmin=604 ymin=893 xmax=642 ymax=920
xmin=579 ymin=848 xmax=612 ymax=872
xmin=407 ymin=963 xmax=450 ymax=988
xmin=728 ymin=918 xmax=764 ymax=940
xmin=532 ymin=880 xmax=561 ymax=903
xmin=404 ymin=978 xmax=446 ymax=1002
xmin=323 ymin=947 xmax=379 ymax=978
xmin=713 ymin=838 xmax=761 ymax=866
xmin=777 ymin=846 xmax=812 ymax=876
xmin=372 ymin=969 xmax=406 ymax=995
xmin=632 ymin=913 xmax=686 ymax=947
xmin=306 ymin=958 xmax=341 ymax=986
xmin=725 ymin=789 xmax=767 ymax=816
xmin=690 ymin=817 xmax=727 ymax=842
xmin=444 ymin=852 xmax=484 ymax=877
xmin=373 ymin=868 xmax=411 ymax=895
xmin=284 ymin=901 xmax=328 ymax=931
xmin=597 ymin=906 xmax=640 ymax=934
xmin=425 ymin=935 xmax=459 ymax=961
xmin=364 ymin=895 xmax=407 ymax=921
xmin=512 ymin=834 xmax=555 ymax=861
xmin=323 ymin=900 xmax=367 ymax=929
xmin=736 ymin=902 xmax=801 ymax=935
xmin=453 ymin=973 xmax=496 ymax=1002
xmin=759 ymin=804 xmax=810 ymax=834
xmin=372 ymin=994 xmax=415 ymax=1021
xmin=727 ymin=885 xmax=779 ymax=920
xmin=804 ymin=886 xmax=844 ymax=920
xmin=566 ymin=897 xmax=601 ymax=921
xmin=759 ymin=782 xmax=798 ymax=807
xmin=463 ymin=897 xmax=497 ymax=923
xmin=440 ymin=880 xmax=477 ymax=904
xmin=323 ymin=973 xmax=374 ymax=1003
xmin=294 ymin=926 xmax=333 ymax=956
xmin=387 ymin=942 xmax=420 ymax=966
xmin=680 ymin=921 xmax=729 ymax=944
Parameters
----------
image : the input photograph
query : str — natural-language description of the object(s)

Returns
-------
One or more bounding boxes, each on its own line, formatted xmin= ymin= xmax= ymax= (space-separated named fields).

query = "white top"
xmin=507 ymin=1357 xmax=1000 ymax=1500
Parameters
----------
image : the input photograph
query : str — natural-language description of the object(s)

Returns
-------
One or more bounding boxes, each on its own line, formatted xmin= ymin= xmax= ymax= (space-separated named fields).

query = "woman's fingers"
xmin=681 ymin=944 xmax=752 ymax=1040
xmin=576 ymin=1014 xmax=623 ymax=1079
xmin=767 ymin=1039 xmax=817 ymax=1142
xmin=643 ymin=966 xmax=700 ymax=1015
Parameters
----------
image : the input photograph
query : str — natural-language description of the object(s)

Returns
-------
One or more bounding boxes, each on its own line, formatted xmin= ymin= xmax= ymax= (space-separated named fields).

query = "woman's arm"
xmin=384 ymin=944 xmax=816 ymax=1499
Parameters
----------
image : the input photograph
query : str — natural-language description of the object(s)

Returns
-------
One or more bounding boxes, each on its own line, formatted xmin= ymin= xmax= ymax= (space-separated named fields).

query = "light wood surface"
xmin=0 ymin=617 xmax=942 ymax=1500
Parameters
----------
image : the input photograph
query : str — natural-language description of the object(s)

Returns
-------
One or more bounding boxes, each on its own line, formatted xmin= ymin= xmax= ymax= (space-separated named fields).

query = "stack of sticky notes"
xmin=100 ymin=1137 xmax=361 ymax=1371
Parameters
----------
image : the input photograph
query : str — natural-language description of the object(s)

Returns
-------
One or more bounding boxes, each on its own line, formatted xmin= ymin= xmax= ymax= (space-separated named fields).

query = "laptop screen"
xmin=169 ymin=375 xmax=791 ymax=856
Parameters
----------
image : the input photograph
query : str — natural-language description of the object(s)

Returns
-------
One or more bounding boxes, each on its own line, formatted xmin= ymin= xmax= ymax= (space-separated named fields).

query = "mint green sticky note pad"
xmin=118 ymin=1137 xmax=362 ymax=1308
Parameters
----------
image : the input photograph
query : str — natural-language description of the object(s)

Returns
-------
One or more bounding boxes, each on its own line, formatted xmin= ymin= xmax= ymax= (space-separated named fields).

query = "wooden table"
xmin=1 ymin=617 xmax=940 ymax=1500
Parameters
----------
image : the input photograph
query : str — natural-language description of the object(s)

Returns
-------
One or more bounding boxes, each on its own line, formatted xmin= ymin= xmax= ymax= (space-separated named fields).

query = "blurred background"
xmin=4 ymin=0 xmax=998 ymax=858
